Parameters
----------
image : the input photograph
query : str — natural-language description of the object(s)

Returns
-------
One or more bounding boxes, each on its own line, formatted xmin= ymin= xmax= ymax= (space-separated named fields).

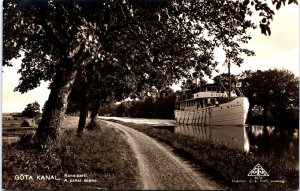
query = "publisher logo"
xmin=248 ymin=163 xmax=269 ymax=177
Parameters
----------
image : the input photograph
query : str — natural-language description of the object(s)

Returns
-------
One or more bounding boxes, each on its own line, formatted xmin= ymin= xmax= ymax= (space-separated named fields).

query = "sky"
xmin=2 ymin=3 xmax=299 ymax=113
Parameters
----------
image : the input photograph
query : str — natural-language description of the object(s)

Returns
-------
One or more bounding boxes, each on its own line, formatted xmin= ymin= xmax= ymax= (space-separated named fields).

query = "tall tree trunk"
xmin=86 ymin=100 xmax=101 ymax=130
xmin=77 ymin=69 xmax=93 ymax=136
xmin=76 ymin=83 xmax=89 ymax=136
xmin=35 ymin=55 xmax=86 ymax=143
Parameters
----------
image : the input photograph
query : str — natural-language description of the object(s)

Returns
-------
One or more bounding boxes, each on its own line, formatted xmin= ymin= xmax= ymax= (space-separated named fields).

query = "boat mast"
xmin=228 ymin=59 xmax=231 ymax=98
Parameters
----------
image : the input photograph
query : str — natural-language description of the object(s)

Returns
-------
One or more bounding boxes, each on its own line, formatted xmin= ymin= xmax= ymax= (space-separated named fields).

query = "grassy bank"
xmin=2 ymin=120 xmax=140 ymax=190
xmin=109 ymin=120 xmax=299 ymax=190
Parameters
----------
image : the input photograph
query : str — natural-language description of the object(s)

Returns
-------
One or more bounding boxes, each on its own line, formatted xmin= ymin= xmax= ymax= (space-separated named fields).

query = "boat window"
xmin=211 ymin=99 xmax=216 ymax=105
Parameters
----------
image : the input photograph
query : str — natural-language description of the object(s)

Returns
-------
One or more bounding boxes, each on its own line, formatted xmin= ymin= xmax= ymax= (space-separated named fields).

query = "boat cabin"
xmin=175 ymin=85 xmax=238 ymax=111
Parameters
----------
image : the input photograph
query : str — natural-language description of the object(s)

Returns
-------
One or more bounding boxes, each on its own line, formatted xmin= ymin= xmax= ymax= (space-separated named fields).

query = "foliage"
xmin=3 ymin=0 xmax=298 ymax=140
xmin=21 ymin=101 xmax=41 ymax=118
xmin=213 ymin=73 xmax=239 ymax=92
xmin=98 ymin=102 xmax=119 ymax=116
xmin=20 ymin=119 xmax=37 ymax=127
xmin=109 ymin=89 xmax=176 ymax=119
xmin=241 ymin=69 xmax=299 ymax=129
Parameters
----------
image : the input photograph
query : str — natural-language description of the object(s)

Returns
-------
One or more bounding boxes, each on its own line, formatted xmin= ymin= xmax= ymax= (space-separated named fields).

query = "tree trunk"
xmin=76 ymin=83 xmax=89 ymax=136
xmin=86 ymin=100 xmax=101 ymax=130
xmin=77 ymin=71 xmax=93 ymax=136
xmin=35 ymin=55 xmax=86 ymax=143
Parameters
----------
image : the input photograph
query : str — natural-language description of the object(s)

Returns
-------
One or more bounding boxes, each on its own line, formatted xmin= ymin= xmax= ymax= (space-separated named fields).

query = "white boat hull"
xmin=174 ymin=97 xmax=249 ymax=126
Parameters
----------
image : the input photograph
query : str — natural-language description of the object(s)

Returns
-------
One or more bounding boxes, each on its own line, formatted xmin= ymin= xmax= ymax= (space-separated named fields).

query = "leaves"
xmin=276 ymin=1 xmax=282 ymax=9
xmin=3 ymin=0 xmax=298 ymax=131
xmin=241 ymin=69 xmax=299 ymax=126
xmin=21 ymin=101 xmax=41 ymax=118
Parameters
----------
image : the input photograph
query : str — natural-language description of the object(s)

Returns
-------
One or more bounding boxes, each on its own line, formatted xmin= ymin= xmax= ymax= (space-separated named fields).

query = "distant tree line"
xmin=99 ymin=89 xmax=176 ymax=119
xmin=117 ymin=96 xmax=175 ymax=119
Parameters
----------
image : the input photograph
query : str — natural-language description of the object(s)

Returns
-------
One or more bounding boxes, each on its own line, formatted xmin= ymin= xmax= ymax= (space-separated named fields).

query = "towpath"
xmin=103 ymin=120 xmax=222 ymax=190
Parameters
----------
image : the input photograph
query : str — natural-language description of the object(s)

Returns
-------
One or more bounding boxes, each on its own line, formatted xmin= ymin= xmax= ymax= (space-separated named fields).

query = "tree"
xmin=21 ymin=101 xmax=41 ymax=118
xmin=241 ymin=69 xmax=299 ymax=130
xmin=110 ymin=89 xmax=176 ymax=119
xmin=4 ymin=0 xmax=147 ymax=142
xmin=152 ymin=88 xmax=176 ymax=119
xmin=4 ymin=0 xmax=297 ymax=143
xmin=212 ymin=73 xmax=239 ymax=95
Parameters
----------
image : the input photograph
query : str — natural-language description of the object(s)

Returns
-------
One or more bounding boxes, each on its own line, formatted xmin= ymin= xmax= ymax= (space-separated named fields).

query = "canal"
xmin=99 ymin=116 xmax=299 ymax=170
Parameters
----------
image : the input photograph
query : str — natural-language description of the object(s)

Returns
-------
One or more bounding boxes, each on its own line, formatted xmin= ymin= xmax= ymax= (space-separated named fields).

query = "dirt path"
xmin=103 ymin=120 xmax=222 ymax=190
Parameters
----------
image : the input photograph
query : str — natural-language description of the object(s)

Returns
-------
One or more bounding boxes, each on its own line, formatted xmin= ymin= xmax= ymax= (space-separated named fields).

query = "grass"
xmin=2 ymin=120 xmax=140 ymax=190
xmin=3 ymin=117 xmax=27 ymax=128
xmin=2 ymin=117 xmax=37 ymax=137
xmin=108 ymin=120 xmax=299 ymax=190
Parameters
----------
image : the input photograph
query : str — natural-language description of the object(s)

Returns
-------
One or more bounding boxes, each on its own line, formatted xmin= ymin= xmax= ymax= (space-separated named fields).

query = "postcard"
xmin=2 ymin=0 xmax=299 ymax=190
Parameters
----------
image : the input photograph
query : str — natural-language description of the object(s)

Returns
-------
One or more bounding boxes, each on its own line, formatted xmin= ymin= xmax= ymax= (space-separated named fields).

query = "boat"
xmin=174 ymin=60 xmax=249 ymax=126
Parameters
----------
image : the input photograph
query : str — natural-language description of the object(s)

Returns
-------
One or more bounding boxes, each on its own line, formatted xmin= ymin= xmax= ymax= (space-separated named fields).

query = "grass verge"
xmin=108 ymin=120 xmax=299 ymax=190
xmin=2 ymin=120 xmax=140 ymax=190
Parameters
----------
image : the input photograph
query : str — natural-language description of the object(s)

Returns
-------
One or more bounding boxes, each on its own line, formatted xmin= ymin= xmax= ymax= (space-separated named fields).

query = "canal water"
xmin=174 ymin=125 xmax=298 ymax=154
xmin=99 ymin=116 xmax=299 ymax=170
xmin=173 ymin=125 xmax=298 ymax=166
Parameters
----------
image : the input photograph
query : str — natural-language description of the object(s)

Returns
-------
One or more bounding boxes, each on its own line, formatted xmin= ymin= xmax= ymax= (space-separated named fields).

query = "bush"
xmin=20 ymin=119 xmax=36 ymax=127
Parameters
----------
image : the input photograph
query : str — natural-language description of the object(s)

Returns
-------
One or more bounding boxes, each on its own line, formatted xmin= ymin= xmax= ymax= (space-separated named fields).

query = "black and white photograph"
xmin=2 ymin=0 xmax=299 ymax=190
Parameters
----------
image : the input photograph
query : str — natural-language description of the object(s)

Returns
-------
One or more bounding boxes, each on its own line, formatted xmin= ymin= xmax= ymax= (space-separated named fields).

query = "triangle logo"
xmin=247 ymin=163 xmax=269 ymax=176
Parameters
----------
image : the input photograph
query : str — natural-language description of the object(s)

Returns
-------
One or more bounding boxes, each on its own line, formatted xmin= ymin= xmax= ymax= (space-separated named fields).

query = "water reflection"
xmin=174 ymin=124 xmax=299 ymax=170
xmin=250 ymin=125 xmax=276 ymax=138
xmin=246 ymin=126 xmax=299 ymax=161
xmin=175 ymin=125 xmax=250 ymax=152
